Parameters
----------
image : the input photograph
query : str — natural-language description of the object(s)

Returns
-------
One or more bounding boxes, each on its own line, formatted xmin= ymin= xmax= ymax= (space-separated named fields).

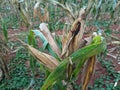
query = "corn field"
xmin=0 ymin=0 xmax=120 ymax=90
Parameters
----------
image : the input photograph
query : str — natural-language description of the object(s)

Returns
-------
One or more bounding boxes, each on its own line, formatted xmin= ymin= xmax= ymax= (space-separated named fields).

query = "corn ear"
xmin=18 ymin=39 xmax=59 ymax=71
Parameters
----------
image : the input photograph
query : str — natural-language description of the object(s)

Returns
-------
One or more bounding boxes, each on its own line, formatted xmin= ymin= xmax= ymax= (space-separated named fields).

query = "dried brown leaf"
xmin=107 ymin=41 xmax=120 ymax=45
xmin=20 ymin=7 xmax=32 ymax=27
xmin=39 ymin=23 xmax=61 ymax=57
xmin=84 ymin=36 xmax=92 ymax=45
xmin=34 ymin=3 xmax=49 ymax=22
xmin=43 ymin=6 xmax=49 ymax=22
xmin=81 ymin=56 xmax=96 ymax=90
xmin=18 ymin=39 xmax=59 ymax=71
xmin=33 ymin=2 xmax=40 ymax=18
xmin=61 ymin=16 xmax=85 ymax=58
xmin=107 ymin=53 xmax=117 ymax=59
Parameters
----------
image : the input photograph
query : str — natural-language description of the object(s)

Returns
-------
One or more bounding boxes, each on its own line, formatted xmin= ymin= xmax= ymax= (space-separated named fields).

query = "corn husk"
xmin=18 ymin=39 xmax=59 ymax=71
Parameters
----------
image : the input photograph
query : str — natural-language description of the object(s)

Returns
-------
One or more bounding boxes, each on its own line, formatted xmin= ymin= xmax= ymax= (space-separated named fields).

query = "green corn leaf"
xmin=41 ymin=60 xmax=67 ymax=90
xmin=2 ymin=20 xmax=8 ymax=42
xmin=54 ymin=35 xmax=62 ymax=51
xmin=28 ymin=30 xmax=37 ymax=75
xmin=28 ymin=30 xmax=36 ymax=47
xmin=41 ymin=36 xmax=107 ymax=90
xmin=32 ymin=30 xmax=59 ymax=59
xmin=72 ymin=36 xmax=106 ymax=77
xmin=32 ymin=30 xmax=48 ymax=50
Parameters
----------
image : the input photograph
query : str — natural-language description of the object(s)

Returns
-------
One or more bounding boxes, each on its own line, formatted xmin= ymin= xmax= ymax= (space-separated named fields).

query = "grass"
xmin=92 ymin=56 xmax=120 ymax=90
xmin=0 ymin=48 xmax=30 ymax=89
xmin=0 ymin=47 xmax=45 ymax=90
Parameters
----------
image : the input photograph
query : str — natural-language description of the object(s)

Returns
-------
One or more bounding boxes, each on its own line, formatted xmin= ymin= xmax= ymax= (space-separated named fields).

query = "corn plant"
xmin=1 ymin=17 xmax=8 ymax=42
xmin=27 ymin=30 xmax=37 ymax=76
xmin=19 ymin=4 xmax=107 ymax=89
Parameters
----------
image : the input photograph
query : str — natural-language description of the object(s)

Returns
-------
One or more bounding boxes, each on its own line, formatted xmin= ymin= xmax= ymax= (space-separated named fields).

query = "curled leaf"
xmin=61 ymin=17 xmax=85 ymax=57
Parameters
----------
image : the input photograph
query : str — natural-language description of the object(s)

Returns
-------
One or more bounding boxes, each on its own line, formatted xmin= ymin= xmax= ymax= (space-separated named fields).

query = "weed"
xmin=92 ymin=57 xmax=120 ymax=89
xmin=0 ymin=48 xmax=45 ymax=90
